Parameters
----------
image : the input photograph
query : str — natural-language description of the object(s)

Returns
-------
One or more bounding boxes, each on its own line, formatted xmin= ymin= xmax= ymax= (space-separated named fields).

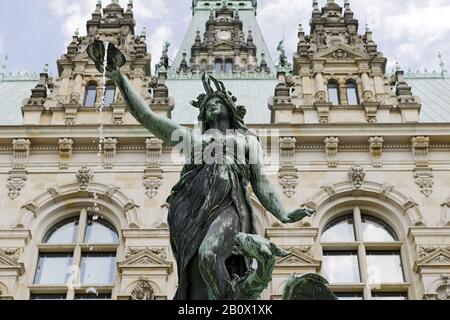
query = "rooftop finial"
xmin=313 ymin=0 xmax=319 ymax=10
xmin=439 ymin=51 xmax=448 ymax=78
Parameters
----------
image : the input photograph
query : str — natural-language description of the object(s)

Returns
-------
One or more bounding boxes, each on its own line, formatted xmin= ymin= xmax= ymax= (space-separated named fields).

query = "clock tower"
xmin=172 ymin=0 xmax=273 ymax=77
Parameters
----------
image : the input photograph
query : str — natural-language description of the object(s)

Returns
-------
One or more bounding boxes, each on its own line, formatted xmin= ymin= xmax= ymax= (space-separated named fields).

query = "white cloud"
xmin=43 ymin=0 xmax=175 ymax=73
xmin=147 ymin=25 xmax=174 ymax=68
xmin=257 ymin=0 xmax=450 ymax=71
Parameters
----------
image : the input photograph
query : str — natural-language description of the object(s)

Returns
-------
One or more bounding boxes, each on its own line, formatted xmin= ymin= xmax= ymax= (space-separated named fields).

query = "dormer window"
xmin=84 ymin=84 xmax=97 ymax=107
xmin=327 ymin=81 xmax=340 ymax=105
xmin=346 ymin=81 xmax=359 ymax=105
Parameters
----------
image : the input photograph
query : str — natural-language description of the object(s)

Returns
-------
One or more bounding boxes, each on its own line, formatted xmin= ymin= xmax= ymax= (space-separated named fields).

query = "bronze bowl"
xmin=87 ymin=40 xmax=126 ymax=73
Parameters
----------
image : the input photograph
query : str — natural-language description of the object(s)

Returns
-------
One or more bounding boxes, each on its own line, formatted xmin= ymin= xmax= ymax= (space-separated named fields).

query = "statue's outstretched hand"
xmin=104 ymin=67 xmax=121 ymax=82
xmin=280 ymin=207 xmax=315 ymax=224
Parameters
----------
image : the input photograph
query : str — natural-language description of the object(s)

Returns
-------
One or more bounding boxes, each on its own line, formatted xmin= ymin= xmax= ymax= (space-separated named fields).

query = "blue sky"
xmin=0 ymin=0 xmax=449 ymax=76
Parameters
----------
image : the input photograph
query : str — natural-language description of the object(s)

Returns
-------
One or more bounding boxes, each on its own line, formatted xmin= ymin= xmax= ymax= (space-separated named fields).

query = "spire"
xmin=439 ymin=51 xmax=448 ymax=78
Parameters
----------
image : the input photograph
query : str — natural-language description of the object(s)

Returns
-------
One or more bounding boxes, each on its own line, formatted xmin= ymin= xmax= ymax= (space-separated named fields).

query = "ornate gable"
xmin=0 ymin=251 xmax=25 ymax=276
xmin=276 ymin=248 xmax=321 ymax=272
xmin=414 ymin=248 xmax=450 ymax=273
xmin=118 ymin=249 xmax=173 ymax=273
xmin=313 ymin=44 xmax=370 ymax=62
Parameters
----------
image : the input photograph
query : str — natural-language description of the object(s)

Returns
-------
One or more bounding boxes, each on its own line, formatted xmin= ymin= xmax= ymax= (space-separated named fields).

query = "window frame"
xmin=321 ymin=206 xmax=410 ymax=300
xmin=83 ymin=83 xmax=98 ymax=107
xmin=345 ymin=81 xmax=360 ymax=105
xmin=30 ymin=209 xmax=119 ymax=300
xmin=102 ymin=83 xmax=116 ymax=108
xmin=327 ymin=81 xmax=341 ymax=105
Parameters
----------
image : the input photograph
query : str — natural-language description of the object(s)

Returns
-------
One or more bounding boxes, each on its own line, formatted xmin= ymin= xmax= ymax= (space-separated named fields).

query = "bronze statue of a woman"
xmin=88 ymin=41 xmax=314 ymax=300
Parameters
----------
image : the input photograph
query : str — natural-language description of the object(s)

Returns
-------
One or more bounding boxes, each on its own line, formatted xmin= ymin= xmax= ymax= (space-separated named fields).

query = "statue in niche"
xmin=87 ymin=41 xmax=327 ymax=301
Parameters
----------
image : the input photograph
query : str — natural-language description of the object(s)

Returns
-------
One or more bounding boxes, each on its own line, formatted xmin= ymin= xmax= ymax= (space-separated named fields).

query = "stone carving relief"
xmin=279 ymin=172 xmax=299 ymax=198
xmin=416 ymin=246 xmax=450 ymax=259
xmin=12 ymin=139 xmax=31 ymax=170
xmin=77 ymin=166 xmax=94 ymax=191
xmin=369 ymin=136 xmax=384 ymax=167
xmin=0 ymin=248 xmax=22 ymax=261
xmin=58 ymin=138 xmax=74 ymax=169
xmin=103 ymin=138 xmax=118 ymax=169
xmin=143 ymin=175 xmax=162 ymax=199
xmin=130 ymin=280 xmax=155 ymax=300
xmin=413 ymin=169 xmax=434 ymax=197
xmin=411 ymin=136 xmax=430 ymax=168
xmin=324 ymin=137 xmax=339 ymax=168
xmin=348 ymin=165 xmax=366 ymax=189
xmin=7 ymin=174 xmax=27 ymax=200
xmin=125 ymin=247 xmax=168 ymax=260
xmin=278 ymin=137 xmax=298 ymax=198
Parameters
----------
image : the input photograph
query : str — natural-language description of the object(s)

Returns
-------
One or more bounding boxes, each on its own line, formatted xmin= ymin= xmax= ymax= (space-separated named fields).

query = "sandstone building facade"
xmin=0 ymin=0 xmax=449 ymax=300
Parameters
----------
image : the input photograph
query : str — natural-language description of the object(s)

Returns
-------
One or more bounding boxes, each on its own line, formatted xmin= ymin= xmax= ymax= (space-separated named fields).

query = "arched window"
xmin=83 ymin=84 xmax=97 ymax=107
xmin=225 ymin=59 xmax=233 ymax=73
xmin=103 ymin=83 xmax=116 ymax=107
xmin=31 ymin=209 xmax=119 ymax=300
xmin=346 ymin=81 xmax=359 ymax=105
xmin=321 ymin=207 xmax=407 ymax=300
xmin=327 ymin=81 xmax=340 ymax=105
xmin=214 ymin=59 xmax=223 ymax=74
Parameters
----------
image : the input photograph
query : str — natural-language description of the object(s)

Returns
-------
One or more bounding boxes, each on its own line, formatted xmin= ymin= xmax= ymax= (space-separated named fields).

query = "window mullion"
xmin=79 ymin=209 xmax=88 ymax=244
xmin=353 ymin=206 xmax=370 ymax=300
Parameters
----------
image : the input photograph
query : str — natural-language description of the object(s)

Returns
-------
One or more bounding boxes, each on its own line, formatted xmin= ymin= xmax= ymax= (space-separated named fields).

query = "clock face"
xmin=217 ymin=30 xmax=231 ymax=41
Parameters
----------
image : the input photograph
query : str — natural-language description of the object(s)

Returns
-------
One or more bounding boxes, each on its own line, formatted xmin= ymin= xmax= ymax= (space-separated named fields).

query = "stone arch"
xmin=304 ymin=181 xmax=425 ymax=237
xmin=16 ymin=182 xmax=141 ymax=233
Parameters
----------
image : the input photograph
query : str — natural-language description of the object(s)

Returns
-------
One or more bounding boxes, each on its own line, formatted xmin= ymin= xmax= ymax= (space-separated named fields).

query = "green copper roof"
xmin=1 ymin=77 xmax=450 ymax=125
xmin=167 ymin=79 xmax=277 ymax=124
xmin=407 ymin=77 xmax=450 ymax=122
xmin=0 ymin=80 xmax=37 ymax=125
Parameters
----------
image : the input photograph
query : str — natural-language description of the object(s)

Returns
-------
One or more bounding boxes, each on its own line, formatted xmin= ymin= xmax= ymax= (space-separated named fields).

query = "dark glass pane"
xmin=372 ymin=293 xmax=408 ymax=300
xmin=84 ymin=85 xmax=97 ymax=107
xmin=335 ymin=293 xmax=364 ymax=300
xmin=346 ymin=83 xmax=359 ymax=105
xmin=80 ymin=253 xmax=116 ymax=285
xmin=200 ymin=60 xmax=208 ymax=71
xmin=34 ymin=253 xmax=73 ymax=285
xmin=43 ymin=218 xmax=78 ymax=244
xmin=30 ymin=294 xmax=66 ymax=300
xmin=366 ymin=251 xmax=404 ymax=284
xmin=362 ymin=215 xmax=398 ymax=242
xmin=215 ymin=60 xmax=223 ymax=74
xmin=323 ymin=251 xmax=360 ymax=283
xmin=321 ymin=215 xmax=356 ymax=242
xmin=84 ymin=216 xmax=118 ymax=244
xmin=327 ymin=83 xmax=340 ymax=105
xmin=75 ymin=294 xmax=112 ymax=300
xmin=103 ymin=85 xmax=116 ymax=107
xmin=225 ymin=61 xmax=233 ymax=73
